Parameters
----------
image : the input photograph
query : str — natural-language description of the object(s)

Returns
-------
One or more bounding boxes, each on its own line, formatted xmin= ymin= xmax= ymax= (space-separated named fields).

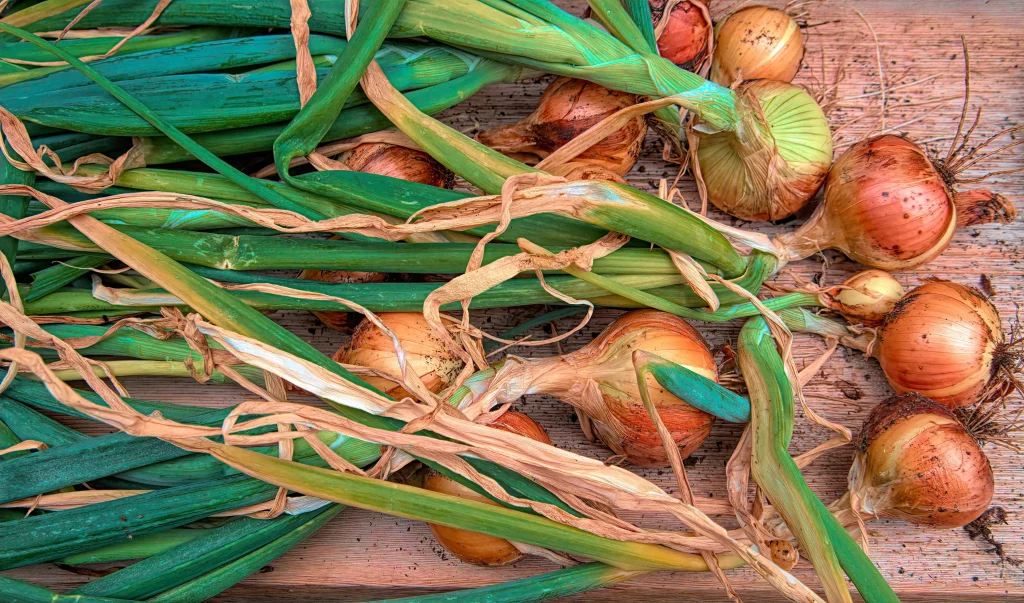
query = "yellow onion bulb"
xmin=696 ymin=80 xmax=832 ymax=221
xmin=875 ymin=280 xmax=1007 ymax=409
xmin=710 ymin=5 xmax=804 ymax=85
xmin=650 ymin=0 xmax=712 ymax=70
xmin=333 ymin=312 xmax=465 ymax=400
xmin=345 ymin=142 xmax=455 ymax=189
xmin=476 ymin=77 xmax=648 ymax=176
xmin=424 ymin=412 xmax=551 ymax=566
xmin=531 ymin=310 xmax=716 ymax=467
xmin=823 ymin=270 xmax=904 ymax=326
xmin=779 ymin=135 xmax=956 ymax=270
xmin=849 ymin=393 xmax=994 ymax=528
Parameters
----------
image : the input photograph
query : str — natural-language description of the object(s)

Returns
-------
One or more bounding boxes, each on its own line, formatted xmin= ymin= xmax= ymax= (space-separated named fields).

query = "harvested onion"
xmin=345 ymin=142 xmax=456 ymax=189
xmin=650 ymin=0 xmax=712 ymax=70
xmin=821 ymin=270 xmax=904 ymax=327
xmin=849 ymin=393 xmax=994 ymax=528
xmin=774 ymin=135 xmax=1015 ymax=270
xmin=697 ymin=79 xmax=832 ymax=221
xmin=527 ymin=310 xmax=716 ymax=466
xmin=424 ymin=412 xmax=551 ymax=566
xmin=333 ymin=312 xmax=465 ymax=400
xmin=710 ymin=5 xmax=804 ymax=86
xmin=874 ymin=280 xmax=1011 ymax=409
xmin=476 ymin=77 xmax=648 ymax=176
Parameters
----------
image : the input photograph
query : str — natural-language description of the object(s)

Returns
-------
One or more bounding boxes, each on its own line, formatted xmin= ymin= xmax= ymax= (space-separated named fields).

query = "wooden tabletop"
xmin=5 ymin=1 xmax=1023 ymax=601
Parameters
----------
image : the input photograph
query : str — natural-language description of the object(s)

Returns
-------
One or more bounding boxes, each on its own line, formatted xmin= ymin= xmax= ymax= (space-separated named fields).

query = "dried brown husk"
xmin=477 ymin=77 xmax=648 ymax=176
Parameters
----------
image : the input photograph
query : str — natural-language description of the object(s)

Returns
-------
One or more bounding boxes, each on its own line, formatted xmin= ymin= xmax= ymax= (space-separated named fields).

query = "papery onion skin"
xmin=710 ymin=5 xmax=804 ymax=86
xmin=849 ymin=393 xmax=994 ymax=529
xmin=875 ymin=280 xmax=1004 ymax=408
xmin=696 ymin=80 xmax=832 ymax=221
xmin=546 ymin=162 xmax=628 ymax=184
xmin=424 ymin=412 xmax=551 ymax=566
xmin=824 ymin=269 xmax=904 ymax=326
xmin=952 ymin=189 xmax=1019 ymax=229
xmin=476 ymin=77 xmax=648 ymax=176
xmin=345 ymin=142 xmax=456 ymax=189
xmin=334 ymin=312 xmax=464 ymax=400
xmin=650 ymin=0 xmax=712 ymax=70
xmin=531 ymin=310 xmax=716 ymax=467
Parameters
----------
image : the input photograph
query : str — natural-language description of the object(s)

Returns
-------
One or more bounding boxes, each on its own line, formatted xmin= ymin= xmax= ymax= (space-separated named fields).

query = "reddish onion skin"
xmin=345 ymin=142 xmax=456 ymax=189
xmin=529 ymin=310 xmax=716 ymax=466
xmin=849 ymin=393 xmax=994 ymax=529
xmin=875 ymin=281 xmax=1004 ymax=408
xmin=424 ymin=412 xmax=551 ymax=566
xmin=776 ymin=135 xmax=957 ymax=270
xmin=952 ymin=189 xmax=1019 ymax=229
xmin=650 ymin=0 xmax=712 ymax=70
xmin=476 ymin=77 xmax=647 ymax=176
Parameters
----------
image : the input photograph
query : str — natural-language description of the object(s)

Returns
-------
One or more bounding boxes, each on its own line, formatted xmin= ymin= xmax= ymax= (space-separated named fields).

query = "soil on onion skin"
xmin=963 ymin=506 xmax=1022 ymax=566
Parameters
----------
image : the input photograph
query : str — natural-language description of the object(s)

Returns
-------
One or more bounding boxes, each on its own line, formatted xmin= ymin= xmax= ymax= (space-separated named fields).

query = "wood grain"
xmin=4 ymin=1 xmax=1023 ymax=601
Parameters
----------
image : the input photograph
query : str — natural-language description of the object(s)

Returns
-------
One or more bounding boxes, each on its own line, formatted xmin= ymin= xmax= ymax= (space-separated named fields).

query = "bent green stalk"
xmin=58 ymin=529 xmax=209 ymax=565
xmin=738 ymin=317 xmax=899 ymax=603
xmin=0 ymin=138 xmax=34 ymax=297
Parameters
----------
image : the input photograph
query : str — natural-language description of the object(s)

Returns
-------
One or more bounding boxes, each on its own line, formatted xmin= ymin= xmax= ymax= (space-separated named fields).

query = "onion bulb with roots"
xmin=696 ymin=80 xmax=832 ymax=221
xmin=424 ymin=412 xmax=552 ymax=566
xmin=301 ymin=143 xmax=453 ymax=330
xmin=849 ymin=393 xmax=994 ymax=528
xmin=710 ymin=5 xmax=804 ymax=86
xmin=774 ymin=135 xmax=1016 ymax=270
xmin=333 ymin=312 xmax=466 ymax=400
xmin=476 ymin=77 xmax=648 ymax=176
xmin=874 ymin=280 xmax=1014 ymax=409
xmin=821 ymin=269 xmax=905 ymax=326
xmin=650 ymin=0 xmax=713 ymax=71
xmin=526 ymin=310 xmax=716 ymax=466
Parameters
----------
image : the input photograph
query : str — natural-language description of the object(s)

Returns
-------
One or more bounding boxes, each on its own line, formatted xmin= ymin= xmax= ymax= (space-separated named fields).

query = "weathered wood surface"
xmin=5 ymin=0 xmax=1024 ymax=601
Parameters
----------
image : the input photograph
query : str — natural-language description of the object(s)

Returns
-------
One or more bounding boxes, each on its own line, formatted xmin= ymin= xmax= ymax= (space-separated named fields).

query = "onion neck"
xmin=772 ymin=204 xmax=837 ymax=266
xmin=778 ymin=307 xmax=874 ymax=354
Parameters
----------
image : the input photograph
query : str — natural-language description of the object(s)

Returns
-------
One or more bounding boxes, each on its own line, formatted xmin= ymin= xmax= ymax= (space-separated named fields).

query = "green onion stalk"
xmin=737 ymin=317 xmax=900 ymax=603
xmin=2 ymin=43 xmax=479 ymax=136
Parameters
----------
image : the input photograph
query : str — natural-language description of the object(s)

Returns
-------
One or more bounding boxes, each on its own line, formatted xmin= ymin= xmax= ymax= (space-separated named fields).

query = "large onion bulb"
xmin=849 ymin=393 xmax=994 ymax=528
xmin=874 ymin=280 xmax=1009 ymax=409
xmin=697 ymin=80 xmax=832 ymax=221
xmin=650 ymin=0 xmax=713 ymax=70
xmin=774 ymin=135 xmax=1014 ymax=270
xmin=528 ymin=310 xmax=716 ymax=466
xmin=710 ymin=5 xmax=804 ymax=86
xmin=333 ymin=312 xmax=465 ymax=400
xmin=424 ymin=412 xmax=552 ymax=566
xmin=476 ymin=77 xmax=648 ymax=176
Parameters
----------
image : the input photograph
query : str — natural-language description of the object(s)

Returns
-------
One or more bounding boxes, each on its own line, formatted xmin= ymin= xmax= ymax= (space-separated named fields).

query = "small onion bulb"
xmin=874 ymin=280 xmax=1009 ymax=409
xmin=476 ymin=77 xmax=648 ymax=176
xmin=424 ymin=412 xmax=552 ymax=566
xmin=822 ymin=270 xmax=904 ymax=326
xmin=333 ymin=312 xmax=465 ymax=400
xmin=528 ymin=310 xmax=716 ymax=466
xmin=710 ymin=5 xmax=804 ymax=86
xmin=696 ymin=79 xmax=832 ymax=221
xmin=849 ymin=393 xmax=994 ymax=528
xmin=650 ymin=0 xmax=713 ymax=70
